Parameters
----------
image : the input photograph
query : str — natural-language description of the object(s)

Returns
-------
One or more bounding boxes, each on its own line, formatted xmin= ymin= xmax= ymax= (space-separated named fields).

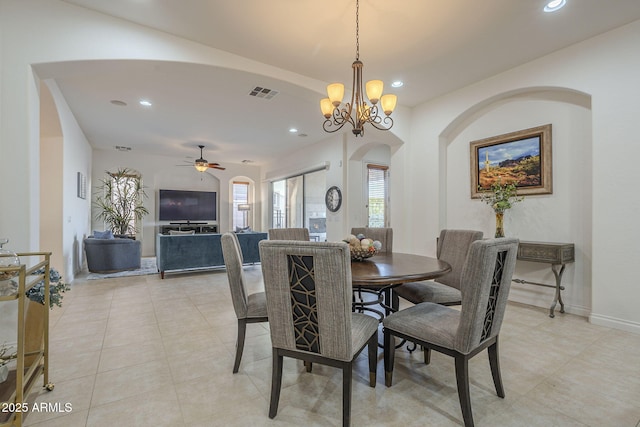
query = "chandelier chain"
xmin=355 ymin=0 xmax=360 ymax=60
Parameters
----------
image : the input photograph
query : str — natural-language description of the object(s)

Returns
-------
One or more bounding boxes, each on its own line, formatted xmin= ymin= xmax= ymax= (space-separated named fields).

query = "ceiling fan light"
xmin=320 ymin=98 xmax=333 ymax=118
xmin=381 ymin=94 xmax=397 ymax=116
xmin=327 ymin=83 xmax=345 ymax=106
xmin=194 ymin=161 xmax=209 ymax=172
xmin=365 ymin=80 xmax=383 ymax=104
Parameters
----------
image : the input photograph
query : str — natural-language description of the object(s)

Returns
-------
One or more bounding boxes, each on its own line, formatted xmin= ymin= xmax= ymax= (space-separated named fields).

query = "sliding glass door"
xmin=271 ymin=169 xmax=326 ymax=240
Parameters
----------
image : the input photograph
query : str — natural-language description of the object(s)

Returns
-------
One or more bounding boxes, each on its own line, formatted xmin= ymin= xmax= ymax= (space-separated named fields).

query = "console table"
xmin=513 ymin=241 xmax=575 ymax=318
xmin=159 ymin=223 xmax=217 ymax=234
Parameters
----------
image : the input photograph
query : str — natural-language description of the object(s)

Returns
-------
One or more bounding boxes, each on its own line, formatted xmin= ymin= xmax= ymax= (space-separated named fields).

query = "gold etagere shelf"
xmin=0 ymin=252 xmax=54 ymax=427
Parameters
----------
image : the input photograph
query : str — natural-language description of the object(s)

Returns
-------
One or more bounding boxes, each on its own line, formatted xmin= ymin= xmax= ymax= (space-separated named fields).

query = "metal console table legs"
xmin=513 ymin=241 xmax=575 ymax=318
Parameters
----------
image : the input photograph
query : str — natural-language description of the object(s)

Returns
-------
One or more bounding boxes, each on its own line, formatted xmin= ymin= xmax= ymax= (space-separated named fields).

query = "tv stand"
xmin=160 ymin=224 xmax=217 ymax=234
xmin=169 ymin=222 xmax=207 ymax=225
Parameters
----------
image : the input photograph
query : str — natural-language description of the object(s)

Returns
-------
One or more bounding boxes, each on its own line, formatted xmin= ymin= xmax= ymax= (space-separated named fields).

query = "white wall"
xmin=399 ymin=20 xmax=640 ymax=332
xmin=43 ymin=80 xmax=93 ymax=281
xmin=445 ymin=97 xmax=592 ymax=316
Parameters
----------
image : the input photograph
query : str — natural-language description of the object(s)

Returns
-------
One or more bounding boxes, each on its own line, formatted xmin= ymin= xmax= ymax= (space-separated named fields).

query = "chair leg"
xmin=423 ymin=347 xmax=431 ymax=365
xmin=367 ymin=332 xmax=377 ymax=387
xmin=383 ymin=329 xmax=395 ymax=387
xmin=488 ymin=340 xmax=505 ymax=398
xmin=342 ymin=364 xmax=352 ymax=427
xmin=269 ymin=349 xmax=283 ymax=419
xmin=454 ymin=354 xmax=474 ymax=427
xmin=233 ymin=318 xmax=247 ymax=373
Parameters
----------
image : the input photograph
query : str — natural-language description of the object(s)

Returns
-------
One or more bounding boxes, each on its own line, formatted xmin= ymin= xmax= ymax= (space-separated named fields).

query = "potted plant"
xmin=479 ymin=179 xmax=524 ymax=237
xmin=93 ymin=168 xmax=149 ymax=237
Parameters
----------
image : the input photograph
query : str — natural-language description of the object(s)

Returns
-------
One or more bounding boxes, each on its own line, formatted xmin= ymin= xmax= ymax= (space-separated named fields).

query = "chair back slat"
xmin=288 ymin=254 xmax=320 ymax=353
xmin=455 ymin=238 xmax=518 ymax=354
xmin=260 ymin=240 xmax=354 ymax=361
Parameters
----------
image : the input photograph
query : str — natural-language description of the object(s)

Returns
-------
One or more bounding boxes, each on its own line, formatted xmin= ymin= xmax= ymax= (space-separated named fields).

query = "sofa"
xmin=84 ymin=236 xmax=142 ymax=273
xmin=156 ymin=232 xmax=267 ymax=278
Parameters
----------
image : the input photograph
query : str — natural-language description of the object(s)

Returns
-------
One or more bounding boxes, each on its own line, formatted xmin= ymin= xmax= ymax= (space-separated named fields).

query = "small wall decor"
xmin=325 ymin=186 xmax=342 ymax=212
xmin=470 ymin=124 xmax=552 ymax=198
xmin=77 ymin=172 xmax=86 ymax=199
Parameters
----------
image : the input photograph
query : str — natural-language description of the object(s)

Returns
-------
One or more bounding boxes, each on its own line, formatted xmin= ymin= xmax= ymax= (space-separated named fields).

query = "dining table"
xmin=350 ymin=252 xmax=451 ymax=320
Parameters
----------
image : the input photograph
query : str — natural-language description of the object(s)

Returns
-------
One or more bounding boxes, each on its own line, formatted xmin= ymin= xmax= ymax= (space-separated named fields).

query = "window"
xmin=271 ymin=169 xmax=326 ymax=240
xmin=232 ymin=181 xmax=250 ymax=229
xmin=367 ymin=164 xmax=389 ymax=227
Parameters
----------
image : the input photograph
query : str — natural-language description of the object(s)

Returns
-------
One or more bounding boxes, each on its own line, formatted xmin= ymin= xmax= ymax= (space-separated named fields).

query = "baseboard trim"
xmin=507 ymin=292 xmax=591 ymax=318
xmin=589 ymin=313 xmax=640 ymax=335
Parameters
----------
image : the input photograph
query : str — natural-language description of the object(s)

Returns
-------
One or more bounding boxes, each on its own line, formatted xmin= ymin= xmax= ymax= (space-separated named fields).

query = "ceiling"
xmin=35 ymin=0 xmax=640 ymax=166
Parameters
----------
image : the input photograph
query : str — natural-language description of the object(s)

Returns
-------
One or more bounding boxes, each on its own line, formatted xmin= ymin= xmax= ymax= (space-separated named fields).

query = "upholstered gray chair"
xmin=383 ymin=237 xmax=519 ymax=427
xmin=350 ymin=227 xmax=393 ymax=253
xmin=394 ymin=229 xmax=483 ymax=307
xmin=221 ymin=233 xmax=268 ymax=373
xmin=259 ymin=240 xmax=378 ymax=427
xmin=84 ymin=236 xmax=141 ymax=273
xmin=268 ymin=227 xmax=310 ymax=241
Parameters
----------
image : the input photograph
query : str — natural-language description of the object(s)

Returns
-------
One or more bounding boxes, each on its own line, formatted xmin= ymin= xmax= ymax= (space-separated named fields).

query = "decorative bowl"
xmin=350 ymin=247 xmax=378 ymax=261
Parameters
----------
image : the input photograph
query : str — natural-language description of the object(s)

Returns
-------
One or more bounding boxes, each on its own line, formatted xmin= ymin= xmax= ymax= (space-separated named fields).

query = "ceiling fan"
xmin=185 ymin=145 xmax=225 ymax=171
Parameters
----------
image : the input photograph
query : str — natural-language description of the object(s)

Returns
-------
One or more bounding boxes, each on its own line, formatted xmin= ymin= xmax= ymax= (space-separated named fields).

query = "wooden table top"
xmin=350 ymin=252 xmax=451 ymax=288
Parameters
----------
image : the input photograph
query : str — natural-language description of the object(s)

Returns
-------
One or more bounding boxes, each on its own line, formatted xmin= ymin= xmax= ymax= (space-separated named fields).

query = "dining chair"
xmin=350 ymin=227 xmax=393 ymax=253
xmin=268 ymin=227 xmax=310 ymax=241
xmin=259 ymin=240 xmax=378 ymax=427
xmin=221 ymin=232 xmax=268 ymax=373
xmin=383 ymin=237 xmax=519 ymax=427
xmin=393 ymin=229 xmax=483 ymax=362
xmin=394 ymin=229 xmax=483 ymax=307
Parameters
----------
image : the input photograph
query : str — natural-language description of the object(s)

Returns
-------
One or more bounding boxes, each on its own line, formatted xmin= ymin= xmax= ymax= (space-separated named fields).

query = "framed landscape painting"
xmin=470 ymin=124 xmax=552 ymax=198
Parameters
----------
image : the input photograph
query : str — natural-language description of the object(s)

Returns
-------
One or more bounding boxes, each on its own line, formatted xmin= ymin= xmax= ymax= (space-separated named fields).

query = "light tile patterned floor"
xmin=20 ymin=266 xmax=640 ymax=426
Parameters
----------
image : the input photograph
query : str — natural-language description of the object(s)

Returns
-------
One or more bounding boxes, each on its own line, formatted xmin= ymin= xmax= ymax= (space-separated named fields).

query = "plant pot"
xmin=24 ymin=300 xmax=45 ymax=367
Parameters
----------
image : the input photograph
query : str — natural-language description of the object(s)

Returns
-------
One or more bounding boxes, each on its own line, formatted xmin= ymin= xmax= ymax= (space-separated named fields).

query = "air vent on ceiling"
xmin=115 ymin=145 xmax=132 ymax=151
xmin=249 ymin=86 xmax=279 ymax=100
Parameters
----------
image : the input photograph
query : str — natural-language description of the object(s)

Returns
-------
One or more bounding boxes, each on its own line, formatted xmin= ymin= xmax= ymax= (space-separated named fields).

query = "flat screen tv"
xmin=158 ymin=189 xmax=217 ymax=222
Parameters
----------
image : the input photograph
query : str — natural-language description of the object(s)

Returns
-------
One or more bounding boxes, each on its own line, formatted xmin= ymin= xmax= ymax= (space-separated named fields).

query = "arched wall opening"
xmin=438 ymin=86 xmax=593 ymax=315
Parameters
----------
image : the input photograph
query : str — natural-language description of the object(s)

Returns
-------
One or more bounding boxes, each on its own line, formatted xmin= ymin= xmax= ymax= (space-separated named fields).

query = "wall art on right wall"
xmin=470 ymin=123 xmax=552 ymax=199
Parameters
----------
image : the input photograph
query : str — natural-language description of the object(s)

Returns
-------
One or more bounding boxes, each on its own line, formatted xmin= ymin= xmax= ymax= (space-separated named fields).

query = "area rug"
xmin=86 ymin=257 xmax=158 ymax=280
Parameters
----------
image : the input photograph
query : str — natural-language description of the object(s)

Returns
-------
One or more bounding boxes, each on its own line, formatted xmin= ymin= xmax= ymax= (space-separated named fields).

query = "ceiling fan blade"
xmin=211 ymin=165 xmax=226 ymax=170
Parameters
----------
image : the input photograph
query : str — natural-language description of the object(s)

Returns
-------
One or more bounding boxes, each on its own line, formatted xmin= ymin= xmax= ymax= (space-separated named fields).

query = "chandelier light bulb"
xmin=327 ymin=83 xmax=345 ymax=106
xmin=381 ymin=94 xmax=397 ymax=116
xmin=320 ymin=98 xmax=333 ymax=118
xmin=365 ymin=80 xmax=383 ymax=104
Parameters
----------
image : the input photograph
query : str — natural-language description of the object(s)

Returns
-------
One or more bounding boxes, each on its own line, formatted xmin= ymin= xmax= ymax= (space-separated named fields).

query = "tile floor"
xmin=18 ymin=265 xmax=640 ymax=426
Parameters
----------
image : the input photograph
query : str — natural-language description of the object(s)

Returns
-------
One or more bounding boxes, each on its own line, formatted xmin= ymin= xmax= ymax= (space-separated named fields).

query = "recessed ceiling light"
xmin=139 ymin=99 xmax=152 ymax=107
xmin=391 ymin=81 xmax=404 ymax=88
xmin=544 ymin=0 xmax=566 ymax=12
xmin=110 ymin=100 xmax=127 ymax=106
xmin=289 ymin=128 xmax=298 ymax=133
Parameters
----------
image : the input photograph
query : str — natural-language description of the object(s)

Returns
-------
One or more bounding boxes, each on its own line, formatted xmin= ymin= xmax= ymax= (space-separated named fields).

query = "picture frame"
xmin=470 ymin=124 xmax=552 ymax=198
xmin=77 ymin=172 xmax=87 ymax=199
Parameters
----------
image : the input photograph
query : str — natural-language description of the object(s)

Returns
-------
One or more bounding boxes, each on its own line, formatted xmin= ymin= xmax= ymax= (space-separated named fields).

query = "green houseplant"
xmin=479 ymin=179 xmax=524 ymax=237
xmin=93 ymin=168 xmax=149 ymax=236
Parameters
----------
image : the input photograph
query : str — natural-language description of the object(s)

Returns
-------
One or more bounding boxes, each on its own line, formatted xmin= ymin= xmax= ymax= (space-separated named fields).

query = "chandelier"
xmin=320 ymin=0 xmax=397 ymax=137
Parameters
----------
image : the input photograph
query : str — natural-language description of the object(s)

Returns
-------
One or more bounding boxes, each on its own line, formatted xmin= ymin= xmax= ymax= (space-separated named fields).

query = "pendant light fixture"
xmin=320 ymin=0 xmax=397 ymax=137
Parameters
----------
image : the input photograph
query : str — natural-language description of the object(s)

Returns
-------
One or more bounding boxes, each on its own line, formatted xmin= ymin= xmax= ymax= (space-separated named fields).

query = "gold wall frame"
xmin=470 ymin=124 xmax=552 ymax=198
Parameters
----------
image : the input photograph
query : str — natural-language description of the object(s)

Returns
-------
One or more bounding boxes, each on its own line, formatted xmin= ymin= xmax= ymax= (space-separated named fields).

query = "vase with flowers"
xmin=479 ymin=179 xmax=524 ymax=237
